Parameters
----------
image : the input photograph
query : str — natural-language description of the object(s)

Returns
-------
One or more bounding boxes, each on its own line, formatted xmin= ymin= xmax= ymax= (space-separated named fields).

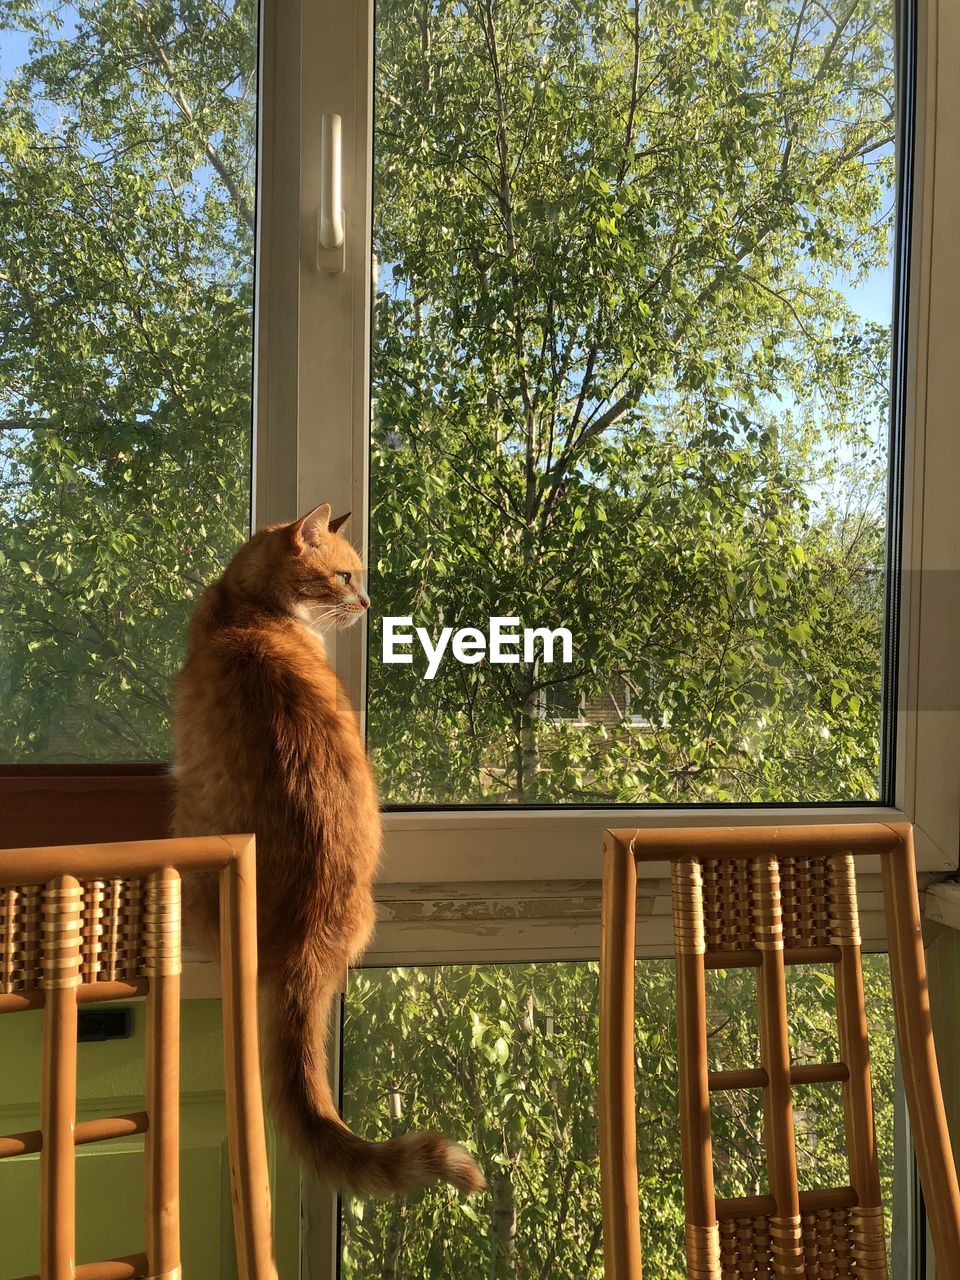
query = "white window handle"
xmin=318 ymin=113 xmax=345 ymax=272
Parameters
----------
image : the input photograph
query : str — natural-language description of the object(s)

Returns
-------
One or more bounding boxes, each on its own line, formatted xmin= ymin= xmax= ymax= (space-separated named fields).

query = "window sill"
xmin=378 ymin=804 xmax=934 ymax=883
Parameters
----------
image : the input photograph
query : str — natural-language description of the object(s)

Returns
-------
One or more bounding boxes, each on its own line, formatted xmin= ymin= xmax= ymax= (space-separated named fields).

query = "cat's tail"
xmin=261 ymin=969 xmax=486 ymax=1198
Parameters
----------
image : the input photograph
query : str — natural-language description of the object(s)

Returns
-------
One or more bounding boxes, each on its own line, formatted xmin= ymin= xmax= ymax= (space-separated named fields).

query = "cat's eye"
xmin=335 ymin=571 xmax=351 ymax=585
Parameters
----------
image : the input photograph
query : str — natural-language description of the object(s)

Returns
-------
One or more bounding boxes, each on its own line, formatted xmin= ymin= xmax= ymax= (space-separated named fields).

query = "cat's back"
xmin=172 ymin=582 xmax=372 ymax=839
xmin=174 ymin=585 xmax=323 ymax=748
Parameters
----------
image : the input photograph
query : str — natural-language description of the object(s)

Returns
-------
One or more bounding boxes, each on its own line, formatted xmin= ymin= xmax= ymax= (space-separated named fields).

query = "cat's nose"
xmin=359 ymin=594 xmax=370 ymax=610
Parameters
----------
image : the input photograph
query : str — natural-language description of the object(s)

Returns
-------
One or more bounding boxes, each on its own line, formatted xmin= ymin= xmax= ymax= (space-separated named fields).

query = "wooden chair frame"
xmin=599 ymin=822 xmax=960 ymax=1280
xmin=0 ymin=835 xmax=278 ymax=1280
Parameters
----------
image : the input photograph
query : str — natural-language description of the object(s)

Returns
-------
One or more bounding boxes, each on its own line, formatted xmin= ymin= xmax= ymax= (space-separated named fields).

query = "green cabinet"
xmin=0 ymin=999 xmax=301 ymax=1278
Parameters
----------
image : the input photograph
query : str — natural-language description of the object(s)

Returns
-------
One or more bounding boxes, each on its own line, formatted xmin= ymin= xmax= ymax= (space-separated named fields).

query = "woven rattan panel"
xmin=701 ymin=858 xmax=755 ymax=951
xmin=700 ymin=855 xmax=848 ymax=952
xmin=778 ymin=858 xmax=832 ymax=949
xmin=718 ymin=1206 xmax=864 ymax=1279
xmin=1 ymin=878 xmax=146 ymax=993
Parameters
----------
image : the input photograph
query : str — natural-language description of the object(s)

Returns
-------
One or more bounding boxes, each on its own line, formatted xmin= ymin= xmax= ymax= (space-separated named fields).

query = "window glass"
xmin=341 ymin=957 xmax=895 ymax=1277
xmin=367 ymin=0 xmax=899 ymax=805
xmin=0 ymin=0 xmax=257 ymax=762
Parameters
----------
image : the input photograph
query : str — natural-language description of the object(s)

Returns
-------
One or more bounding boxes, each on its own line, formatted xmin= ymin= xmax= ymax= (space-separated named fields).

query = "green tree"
xmin=368 ymin=0 xmax=895 ymax=803
xmin=0 ymin=0 xmax=255 ymax=759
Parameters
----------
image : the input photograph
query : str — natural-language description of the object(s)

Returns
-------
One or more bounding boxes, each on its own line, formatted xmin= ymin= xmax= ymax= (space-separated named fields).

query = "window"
xmin=5 ymin=1 xmax=955 ymax=851
xmin=542 ymin=682 xmax=584 ymax=723
xmin=367 ymin=0 xmax=900 ymax=807
xmin=0 ymin=0 xmax=258 ymax=763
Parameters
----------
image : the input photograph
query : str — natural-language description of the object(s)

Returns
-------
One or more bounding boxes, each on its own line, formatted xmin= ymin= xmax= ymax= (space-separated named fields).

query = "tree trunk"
xmin=489 ymin=1168 xmax=517 ymax=1279
xmin=380 ymin=1081 xmax=406 ymax=1278
xmin=380 ymin=1204 xmax=406 ymax=1280
xmin=519 ymin=684 xmax=541 ymax=802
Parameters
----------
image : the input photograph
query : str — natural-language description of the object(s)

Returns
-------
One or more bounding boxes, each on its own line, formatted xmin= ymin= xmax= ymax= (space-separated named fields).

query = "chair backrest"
xmin=0 ymin=835 xmax=278 ymax=1280
xmin=599 ymin=822 xmax=960 ymax=1280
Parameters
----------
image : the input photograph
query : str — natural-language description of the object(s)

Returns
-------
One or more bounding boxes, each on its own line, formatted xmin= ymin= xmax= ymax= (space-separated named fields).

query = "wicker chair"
xmin=599 ymin=822 xmax=960 ymax=1280
xmin=0 ymin=835 xmax=278 ymax=1280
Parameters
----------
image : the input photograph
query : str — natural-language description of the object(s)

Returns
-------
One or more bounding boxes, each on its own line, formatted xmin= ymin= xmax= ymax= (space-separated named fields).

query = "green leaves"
xmin=341 ymin=956 xmax=895 ymax=1279
xmin=368 ymin=0 xmax=894 ymax=805
xmin=0 ymin=0 xmax=256 ymax=760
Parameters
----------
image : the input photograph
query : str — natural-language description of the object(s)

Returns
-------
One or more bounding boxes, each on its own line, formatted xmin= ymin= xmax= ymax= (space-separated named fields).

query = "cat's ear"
xmin=329 ymin=511 xmax=351 ymax=534
xmin=291 ymin=503 xmax=331 ymax=549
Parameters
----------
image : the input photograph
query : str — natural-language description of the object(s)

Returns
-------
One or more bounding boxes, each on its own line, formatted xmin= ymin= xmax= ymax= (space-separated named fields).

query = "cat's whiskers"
xmin=300 ymin=603 xmax=345 ymax=631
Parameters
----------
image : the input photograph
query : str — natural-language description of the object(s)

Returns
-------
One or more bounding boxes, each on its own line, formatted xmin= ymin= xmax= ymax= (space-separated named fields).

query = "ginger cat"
xmin=172 ymin=503 xmax=484 ymax=1196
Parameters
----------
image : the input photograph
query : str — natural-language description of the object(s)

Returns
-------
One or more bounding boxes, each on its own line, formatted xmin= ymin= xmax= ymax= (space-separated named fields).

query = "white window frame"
xmin=253 ymin=0 xmax=960 ymax=1273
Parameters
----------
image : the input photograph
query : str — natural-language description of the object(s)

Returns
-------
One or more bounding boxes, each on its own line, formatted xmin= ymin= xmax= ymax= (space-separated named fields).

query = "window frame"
xmin=1 ymin=0 xmax=954 ymax=888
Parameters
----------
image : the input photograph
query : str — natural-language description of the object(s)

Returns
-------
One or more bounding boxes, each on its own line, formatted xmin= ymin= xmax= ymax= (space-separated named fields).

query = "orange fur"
xmin=172 ymin=504 xmax=485 ymax=1197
